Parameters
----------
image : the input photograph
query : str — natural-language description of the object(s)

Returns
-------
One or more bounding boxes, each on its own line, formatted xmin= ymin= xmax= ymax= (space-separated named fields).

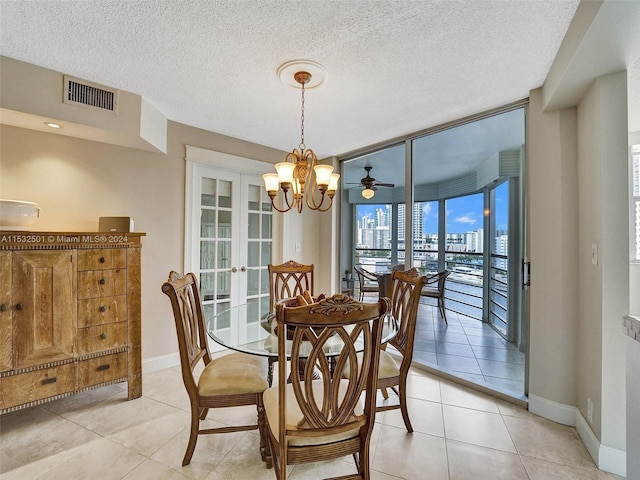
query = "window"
xmin=355 ymin=203 xmax=393 ymax=271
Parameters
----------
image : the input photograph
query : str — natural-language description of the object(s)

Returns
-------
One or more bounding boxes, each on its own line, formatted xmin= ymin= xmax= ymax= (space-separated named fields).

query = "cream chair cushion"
xmin=198 ymin=352 xmax=268 ymax=396
xmin=263 ymin=379 xmax=363 ymax=447
xmin=341 ymin=350 xmax=400 ymax=380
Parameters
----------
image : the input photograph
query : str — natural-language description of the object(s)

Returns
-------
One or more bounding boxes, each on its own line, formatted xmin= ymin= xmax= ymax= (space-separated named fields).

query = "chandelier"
xmin=263 ymin=61 xmax=339 ymax=213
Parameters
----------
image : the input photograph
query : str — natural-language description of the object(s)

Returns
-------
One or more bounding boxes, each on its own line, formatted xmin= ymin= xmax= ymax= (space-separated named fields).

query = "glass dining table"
xmin=206 ymin=300 xmax=397 ymax=385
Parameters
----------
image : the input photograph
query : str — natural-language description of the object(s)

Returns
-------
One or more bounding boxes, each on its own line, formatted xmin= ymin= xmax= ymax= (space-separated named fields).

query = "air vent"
xmin=63 ymin=75 xmax=117 ymax=113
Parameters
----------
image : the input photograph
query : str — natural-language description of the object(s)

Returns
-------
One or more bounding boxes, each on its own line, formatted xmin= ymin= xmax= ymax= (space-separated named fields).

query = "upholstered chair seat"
xmin=199 ymin=352 xmax=268 ymax=396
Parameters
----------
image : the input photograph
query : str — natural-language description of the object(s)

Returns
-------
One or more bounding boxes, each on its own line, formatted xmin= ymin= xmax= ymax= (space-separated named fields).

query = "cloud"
xmin=422 ymin=203 xmax=432 ymax=215
xmin=454 ymin=215 xmax=477 ymax=225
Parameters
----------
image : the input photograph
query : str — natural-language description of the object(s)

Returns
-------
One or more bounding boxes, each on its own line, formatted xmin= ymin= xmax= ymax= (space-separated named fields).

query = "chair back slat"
xmin=275 ymin=295 xmax=389 ymax=438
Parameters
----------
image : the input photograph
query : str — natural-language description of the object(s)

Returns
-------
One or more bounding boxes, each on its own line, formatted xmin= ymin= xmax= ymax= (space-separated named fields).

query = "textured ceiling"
xmin=0 ymin=0 xmax=581 ymax=160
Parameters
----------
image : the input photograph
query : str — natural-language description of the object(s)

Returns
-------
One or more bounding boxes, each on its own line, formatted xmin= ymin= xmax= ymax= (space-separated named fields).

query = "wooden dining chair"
xmin=345 ymin=269 xmax=425 ymax=433
xmin=354 ymin=265 xmax=379 ymax=301
xmin=420 ymin=270 xmax=451 ymax=324
xmin=161 ymin=271 xmax=269 ymax=466
xmin=268 ymin=260 xmax=314 ymax=311
xmin=264 ymin=294 xmax=390 ymax=480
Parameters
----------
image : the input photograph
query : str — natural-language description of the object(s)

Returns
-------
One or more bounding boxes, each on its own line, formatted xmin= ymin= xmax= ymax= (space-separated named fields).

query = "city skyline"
xmin=357 ymin=184 xmax=508 ymax=235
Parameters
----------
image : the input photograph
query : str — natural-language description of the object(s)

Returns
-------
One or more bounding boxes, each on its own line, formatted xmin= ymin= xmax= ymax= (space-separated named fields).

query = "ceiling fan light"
xmin=362 ymin=188 xmax=375 ymax=199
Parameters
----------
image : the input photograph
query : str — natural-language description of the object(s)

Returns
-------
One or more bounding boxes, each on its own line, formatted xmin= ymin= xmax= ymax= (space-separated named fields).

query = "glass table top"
xmin=206 ymin=302 xmax=396 ymax=359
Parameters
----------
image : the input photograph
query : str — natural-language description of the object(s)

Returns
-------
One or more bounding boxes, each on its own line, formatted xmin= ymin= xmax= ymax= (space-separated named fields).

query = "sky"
xmin=358 ymin=183 xmax=508 ymax=234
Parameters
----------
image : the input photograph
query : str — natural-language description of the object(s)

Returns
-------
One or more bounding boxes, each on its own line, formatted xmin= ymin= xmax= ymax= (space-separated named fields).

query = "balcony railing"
xmin=354 ymin=247 xmax=485 ymax=321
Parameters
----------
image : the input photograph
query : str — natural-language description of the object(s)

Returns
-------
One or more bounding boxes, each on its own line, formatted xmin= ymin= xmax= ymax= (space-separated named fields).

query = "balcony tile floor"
xmin=413 ymin=301 xmax=527 ymax=399
xmin=0 ymin=365 xmax=622 ymax=479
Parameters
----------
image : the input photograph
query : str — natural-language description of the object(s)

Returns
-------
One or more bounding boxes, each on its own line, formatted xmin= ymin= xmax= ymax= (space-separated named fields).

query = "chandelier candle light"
xmin=263 ymin=61 xmax=339 ymax=213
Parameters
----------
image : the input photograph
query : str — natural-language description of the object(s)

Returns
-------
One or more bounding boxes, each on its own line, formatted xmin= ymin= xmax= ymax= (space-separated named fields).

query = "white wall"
xmin=0 ymin=119 xmax=286 ymax=364
xmin=527 ymin=90 xmax=579 ymax=407
xmin=576 ymin=71 xmax=628 ymax=453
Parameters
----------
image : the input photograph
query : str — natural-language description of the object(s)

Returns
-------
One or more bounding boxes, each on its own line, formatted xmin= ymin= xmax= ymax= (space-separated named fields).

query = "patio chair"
xmin=354 ymin=265 xmax=379 ymax=301
xmin=421 ymin=270 xmax=451 ymax=324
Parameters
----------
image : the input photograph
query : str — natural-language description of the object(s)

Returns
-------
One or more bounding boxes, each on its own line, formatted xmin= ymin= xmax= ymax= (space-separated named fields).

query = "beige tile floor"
xmin=0 ymin=365 xmax=624 ymax=480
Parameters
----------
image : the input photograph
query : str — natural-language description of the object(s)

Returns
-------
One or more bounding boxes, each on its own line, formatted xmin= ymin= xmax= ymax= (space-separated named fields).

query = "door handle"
xmin=231 ymin=267 xmax=237 ymax=273
xmin=240 ymin=266 xmax=247 ymax=272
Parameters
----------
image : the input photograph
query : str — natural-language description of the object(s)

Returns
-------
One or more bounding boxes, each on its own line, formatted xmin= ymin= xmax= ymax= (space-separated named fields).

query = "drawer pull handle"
xmin=99 ymin=257 xmax=106 ymax=263
xmin=16 ymin=303 xmax=23 ymax=311
xmin=100 ymin=305 xmax=106 ymax=312
xmin=99 ymin=333 xmax=107 ymax=340
xmin=0 ymin=304 xmax=7 ymax=312
xmin=41 ymin=377 xmax=57 ymax=385
xmin=96 ymin=364 xmax=110 ymax=371
xmin=99 ymin=278 xmax=106 ymax=285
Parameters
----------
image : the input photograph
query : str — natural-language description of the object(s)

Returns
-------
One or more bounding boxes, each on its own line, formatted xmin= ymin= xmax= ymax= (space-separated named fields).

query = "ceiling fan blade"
xmin=374 ymin=182 xmax=395 ymax=187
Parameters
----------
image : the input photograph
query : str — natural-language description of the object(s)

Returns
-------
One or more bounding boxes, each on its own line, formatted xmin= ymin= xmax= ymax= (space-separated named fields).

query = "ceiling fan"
xmin=348 ymin=166 xmax=395 ymax=199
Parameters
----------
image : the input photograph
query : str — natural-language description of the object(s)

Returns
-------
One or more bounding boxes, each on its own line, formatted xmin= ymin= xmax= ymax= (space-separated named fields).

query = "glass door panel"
xmin=187 ymin=162 xmax=272 ymax=352
xmin=489 ymin=181 xmax=509 ymax=335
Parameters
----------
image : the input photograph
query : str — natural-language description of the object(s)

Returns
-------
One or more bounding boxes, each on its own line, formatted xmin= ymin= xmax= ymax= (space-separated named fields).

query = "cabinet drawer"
xmin=77 ymin=269 xmax=126 ymax=299
xmin=78 ymin=295 xmax=128 ymax=327
xmin=78 ymin=352 xmax=127 ymax=389
xmin=77 ymin=323 xmax=127 ymax=356
xmin=78 ymin=249 xmax=126 ymax=271
xmin=0 ymin=363 xmax=76 ymax=410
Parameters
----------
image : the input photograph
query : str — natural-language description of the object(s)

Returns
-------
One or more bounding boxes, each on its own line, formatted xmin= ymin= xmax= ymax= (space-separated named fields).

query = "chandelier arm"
xmin=269 ymin=188 xmax=296 ymax=213
xmin=270 ymin=199 xmax=293 ymax=213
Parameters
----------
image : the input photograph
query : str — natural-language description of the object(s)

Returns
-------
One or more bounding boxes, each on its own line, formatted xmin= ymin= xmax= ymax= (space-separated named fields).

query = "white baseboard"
xmin=528 ymin=394 xmax=577 ymax=426
xmin=529 ymin=394 xmax=626 ymax=477
xmin=575 ymin=413 xmax=627 ymax=477
xmin=143 ymin=352 xmax=180 ymax=373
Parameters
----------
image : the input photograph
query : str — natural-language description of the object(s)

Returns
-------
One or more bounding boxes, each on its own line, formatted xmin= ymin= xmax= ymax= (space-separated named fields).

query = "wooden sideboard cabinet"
xmin=0 ymin=232 xmax=144 ymax=413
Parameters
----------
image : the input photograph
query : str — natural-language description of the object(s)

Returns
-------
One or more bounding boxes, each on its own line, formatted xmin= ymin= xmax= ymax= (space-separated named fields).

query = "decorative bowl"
xmin=0 ymin=199 xmax=40 ymax=231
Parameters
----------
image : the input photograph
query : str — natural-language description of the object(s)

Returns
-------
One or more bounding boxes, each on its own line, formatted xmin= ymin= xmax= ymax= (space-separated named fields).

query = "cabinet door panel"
xmin=0 ymin=252 xmax=11 ymax=372
xmin=12 ymin=251 xmax=77 ymax=369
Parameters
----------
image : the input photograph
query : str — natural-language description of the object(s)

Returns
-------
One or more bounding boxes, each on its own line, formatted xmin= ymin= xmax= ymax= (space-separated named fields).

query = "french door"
xmin=186 ymin=160 xmax=272 ymax=350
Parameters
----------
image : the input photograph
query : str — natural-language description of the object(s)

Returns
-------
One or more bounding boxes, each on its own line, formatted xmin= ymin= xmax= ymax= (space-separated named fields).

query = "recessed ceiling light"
xmin=45 ymin=122 xmax=61 ymax=128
